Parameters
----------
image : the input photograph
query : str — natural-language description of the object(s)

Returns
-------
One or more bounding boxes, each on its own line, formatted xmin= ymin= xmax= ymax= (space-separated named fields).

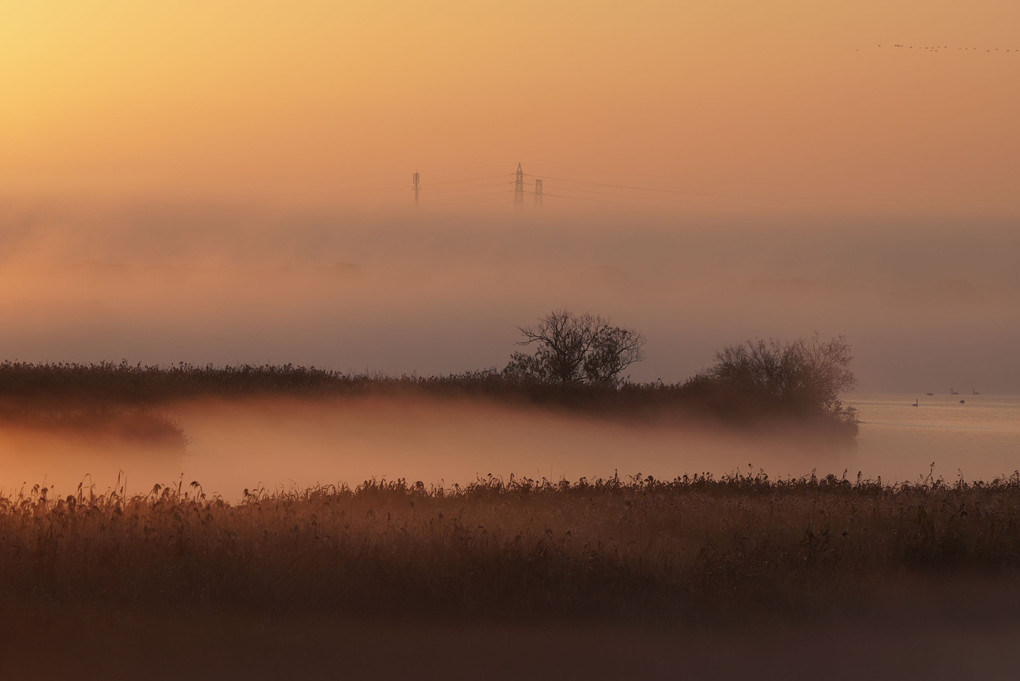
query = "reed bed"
xmin=0 ymin=361 xmax=857 ymax=437
xmin=2 ymin=471 xmax=1018 ymax=627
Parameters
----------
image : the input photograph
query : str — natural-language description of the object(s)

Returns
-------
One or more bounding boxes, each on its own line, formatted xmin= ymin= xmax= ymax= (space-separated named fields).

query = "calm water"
xmin=847 ymin=392 xmax=1020 ymax=483
xmin=1 ymin=393 xmax=1017 ymax=499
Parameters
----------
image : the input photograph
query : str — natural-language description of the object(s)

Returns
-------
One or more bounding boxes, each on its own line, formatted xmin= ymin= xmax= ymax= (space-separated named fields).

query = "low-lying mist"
xmin=2 ymin=198 xmax=1018 ymax=394
xmin=1 ymin=394 xmax=1013 ymax=501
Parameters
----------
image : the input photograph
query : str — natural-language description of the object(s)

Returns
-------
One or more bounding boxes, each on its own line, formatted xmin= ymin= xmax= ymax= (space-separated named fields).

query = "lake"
xmin=1 ymin=392 xmax=1017 ymax=500
xmin=847 ymin=391 xmax=1020 ymax=483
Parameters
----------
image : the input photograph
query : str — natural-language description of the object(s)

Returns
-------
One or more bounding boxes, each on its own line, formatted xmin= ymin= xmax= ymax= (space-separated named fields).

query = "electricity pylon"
xmin=413 ymin=171 xmax=420 ymax=207
xmin=534 ymin=179 xmax=543 ymax=206
xmin=514 ymin=163 xmax=525 ymax=207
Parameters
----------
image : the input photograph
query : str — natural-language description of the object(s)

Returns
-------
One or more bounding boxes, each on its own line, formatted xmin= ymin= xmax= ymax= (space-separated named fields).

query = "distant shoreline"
xmin=0 ymin=361 xmax=859 ymax=443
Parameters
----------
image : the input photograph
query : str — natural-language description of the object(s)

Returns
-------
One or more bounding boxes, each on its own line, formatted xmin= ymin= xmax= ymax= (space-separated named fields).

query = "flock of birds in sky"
xmin=871 ymin=44 xmax=1018 ymax=54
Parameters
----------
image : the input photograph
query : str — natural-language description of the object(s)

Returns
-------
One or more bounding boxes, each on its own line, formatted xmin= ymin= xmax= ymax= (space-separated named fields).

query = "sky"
xmin=2 ymin=1 xmax=1019 ymax=392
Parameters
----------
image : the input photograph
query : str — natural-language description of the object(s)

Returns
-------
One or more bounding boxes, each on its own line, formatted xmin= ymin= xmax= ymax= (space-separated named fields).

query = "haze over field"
xmin=0 ymin=204 xmax=1018 ymax=393
xmin=4 ymin=5 xmax=1020 ymax=675
xmin=3 ymin=2 xmax=1019 ymax=393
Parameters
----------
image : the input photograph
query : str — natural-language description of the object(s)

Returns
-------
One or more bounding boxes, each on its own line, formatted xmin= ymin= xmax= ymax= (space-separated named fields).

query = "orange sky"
xmin=3 ymin=1 xmax=1019 ymax=213
xmin=2 ymin=2 xmax=1019 ymax=392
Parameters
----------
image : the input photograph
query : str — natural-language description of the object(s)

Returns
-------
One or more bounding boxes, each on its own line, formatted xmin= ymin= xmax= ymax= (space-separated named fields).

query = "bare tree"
xmin=709 ymin=334 xmax=855 ymax=418
xmin=503 ymin=310 xmax=646 ymax=385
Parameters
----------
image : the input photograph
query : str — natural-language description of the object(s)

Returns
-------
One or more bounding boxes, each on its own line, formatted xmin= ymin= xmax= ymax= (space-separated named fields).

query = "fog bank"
xmin=1 ymin=200 xmax=1017 ymax=393
xmin=2 ymin=394 xmax=1016 ymax=500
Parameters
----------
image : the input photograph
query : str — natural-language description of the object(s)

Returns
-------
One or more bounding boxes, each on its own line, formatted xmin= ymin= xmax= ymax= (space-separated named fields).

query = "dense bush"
xmin=683 ymin=335 xmax=857 ymax=430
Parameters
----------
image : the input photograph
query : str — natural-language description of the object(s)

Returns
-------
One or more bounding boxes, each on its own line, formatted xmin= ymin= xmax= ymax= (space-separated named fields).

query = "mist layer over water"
xmin=2 ymin=201 xmax=1019 ymax=394
xmin=2 ymin=394 xmax=1016 ymax=500
xmin=2 ymin=201 xmax=1018 ymax=497
xmin=849 ymin=392 xmax=1020 ymax=481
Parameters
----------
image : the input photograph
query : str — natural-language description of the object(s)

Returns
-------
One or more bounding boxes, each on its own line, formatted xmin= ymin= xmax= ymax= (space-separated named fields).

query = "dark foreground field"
xmin=3 ymin=473 xmax=1019 ymax=679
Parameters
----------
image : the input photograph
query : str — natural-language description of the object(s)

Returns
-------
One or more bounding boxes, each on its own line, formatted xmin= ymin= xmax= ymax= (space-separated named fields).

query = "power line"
xmin=540 ymin=182 xmax=694 ymax=203
xmin=526 ymin=172 xmax=806 ymax=203
xmin=539 ymin=192 xmax=637 ymax=206
xmin=434 ymin=192 xmax=515 ymax=205
xmin=403 ymin=165 xmax=1018 ymax=210
xmin=532 ymin=171 xmax=1017 ymax=207
xmin=425 ymin=174 xmax=510 ymax=186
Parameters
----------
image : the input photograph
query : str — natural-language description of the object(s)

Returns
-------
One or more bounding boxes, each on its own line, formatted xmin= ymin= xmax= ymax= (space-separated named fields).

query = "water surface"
xmin=1 ymin=393 xmax=1016 ymax=500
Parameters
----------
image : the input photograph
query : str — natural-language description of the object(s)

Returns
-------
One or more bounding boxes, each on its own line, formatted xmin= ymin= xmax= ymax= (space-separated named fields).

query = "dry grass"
xmin=0 ymin=361 xmax=857 ymax=438
xmin=3 ymin=470 xmax=1018 ymax=628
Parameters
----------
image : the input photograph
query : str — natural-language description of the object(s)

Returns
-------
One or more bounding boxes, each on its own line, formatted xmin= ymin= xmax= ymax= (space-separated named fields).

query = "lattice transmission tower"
xmin=513 ymin=162 xmax=525 ymax=207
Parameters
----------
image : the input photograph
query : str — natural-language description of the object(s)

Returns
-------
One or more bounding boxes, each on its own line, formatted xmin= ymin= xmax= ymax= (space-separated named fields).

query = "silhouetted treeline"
xmin=0 ymin=360 xmax=857 ymax=438
xmin=0 ymin=361 xmax=356 ymax=404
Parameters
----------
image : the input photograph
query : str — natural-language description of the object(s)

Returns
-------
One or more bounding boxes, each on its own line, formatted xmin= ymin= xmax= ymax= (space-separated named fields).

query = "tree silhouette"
xmin=503 ymin=310 xmax=646 ymax=386
xmin=705 ymin=335 xmax=856 ymax=420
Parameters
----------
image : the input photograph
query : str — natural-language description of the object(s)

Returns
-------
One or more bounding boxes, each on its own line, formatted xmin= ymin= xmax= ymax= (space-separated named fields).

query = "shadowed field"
xmin=1 ymin=365 xmax=1015 ymax=677
xmin=4 ymin=475 xmax=1018 ymax=612
xmin=2 ymin=471 xmax=1019 ymax=677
